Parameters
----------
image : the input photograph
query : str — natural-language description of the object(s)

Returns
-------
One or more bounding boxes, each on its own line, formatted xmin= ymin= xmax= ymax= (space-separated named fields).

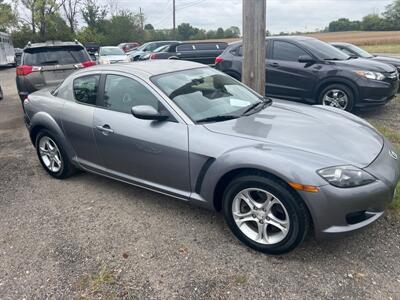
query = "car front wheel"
xmin=319 ymin=84 xmax=354 ymax=112
xmin=223 ymin=175 xmax=310 ymax=255
xmin=35 ymin=130 xmax=76 ymax=179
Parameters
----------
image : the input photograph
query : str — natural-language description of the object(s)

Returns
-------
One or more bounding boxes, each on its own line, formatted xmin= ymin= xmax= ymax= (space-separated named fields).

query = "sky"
xmin=111 ymin=0 xmax=393 ymax=33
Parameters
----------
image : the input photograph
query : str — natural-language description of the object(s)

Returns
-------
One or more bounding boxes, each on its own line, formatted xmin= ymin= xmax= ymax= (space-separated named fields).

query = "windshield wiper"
xmin=196 ymin=115 xmax=240 ymax=123
xmin=242 ymin=97 xmax=273 ymax=116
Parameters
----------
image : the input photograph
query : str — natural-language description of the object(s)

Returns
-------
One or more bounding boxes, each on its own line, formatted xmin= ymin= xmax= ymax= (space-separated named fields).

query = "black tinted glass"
xmin=299 ymin=39 xmax=349 ymax=60
xmin=272 ymin=41 xmax=308 ymax=61
xmin=176 ymin=44 xmax=194 ymax=51
xmin=73 ymin=75 xmax=100 ymax=105
xmin=103 ymin=75 xmax=159 ymax=114
xmin=23 ymin=46 xmax=89 ymax=65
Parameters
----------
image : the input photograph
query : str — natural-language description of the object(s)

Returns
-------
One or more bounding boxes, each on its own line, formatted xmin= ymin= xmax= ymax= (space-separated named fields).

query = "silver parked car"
xmin=23 ymin=61 xmax=400 ymax=254
xmin=97 ymin=46 xmax=130 ymax=64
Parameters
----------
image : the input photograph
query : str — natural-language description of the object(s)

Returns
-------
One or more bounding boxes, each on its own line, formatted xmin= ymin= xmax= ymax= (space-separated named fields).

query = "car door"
xmin=266 ymin=40 xmax=318 ymax=103
xmin=60 ymin=74 xmax=103 ymax=168
xmin=93 ymin=73 xmax=190 ymax=197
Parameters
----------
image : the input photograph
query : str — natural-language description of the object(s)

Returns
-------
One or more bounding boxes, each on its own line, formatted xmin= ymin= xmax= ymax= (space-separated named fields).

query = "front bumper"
xmin=301 ymin=140 xmax=399 ymax=239
xmin=356 ymin=77 xmax=399 ymax=108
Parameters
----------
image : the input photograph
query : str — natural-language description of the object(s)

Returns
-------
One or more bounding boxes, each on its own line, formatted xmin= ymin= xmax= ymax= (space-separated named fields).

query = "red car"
xmin=118 ymin=42 xmax=141 ymax=53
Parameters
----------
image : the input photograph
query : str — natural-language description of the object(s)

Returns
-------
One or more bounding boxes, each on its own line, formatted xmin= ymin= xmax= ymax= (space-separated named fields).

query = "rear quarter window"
xmin=23 ymin=46 xmax=90 ymax=66
xmin=73 ymin=75 xmax=100 ymax=105
xmin=176 ymin=44 xmax=195 ymax=52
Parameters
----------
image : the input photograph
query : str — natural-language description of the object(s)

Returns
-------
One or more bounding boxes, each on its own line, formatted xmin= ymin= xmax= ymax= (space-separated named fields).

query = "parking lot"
xmin=0 ymin=66 xmax=400 ymax=299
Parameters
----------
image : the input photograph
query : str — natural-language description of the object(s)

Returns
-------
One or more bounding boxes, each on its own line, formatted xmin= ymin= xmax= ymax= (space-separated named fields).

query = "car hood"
xmin=101 ymin=55 xmax=127 ymax=61
xmin=372 ymin=55 xmax=400 ymax=67
xmin=333 ymin=58 xmax=396 ymax=73
xmin=203 ymin=101 xmax=383 ymax=168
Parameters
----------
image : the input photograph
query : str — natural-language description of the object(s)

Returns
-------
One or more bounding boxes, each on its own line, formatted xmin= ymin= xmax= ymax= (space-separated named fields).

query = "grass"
xmin=362 ymin=44 xmax=400 ymax=54
xmin=76 ymin=264 xmax=117 ymax=299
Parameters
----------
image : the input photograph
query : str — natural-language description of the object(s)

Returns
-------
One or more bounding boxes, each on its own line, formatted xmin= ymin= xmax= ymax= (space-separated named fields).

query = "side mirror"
xmin=298 ymin=55 xmax=315 ymax=64
xmin=131 ymin=105 xmax=168 ymax=121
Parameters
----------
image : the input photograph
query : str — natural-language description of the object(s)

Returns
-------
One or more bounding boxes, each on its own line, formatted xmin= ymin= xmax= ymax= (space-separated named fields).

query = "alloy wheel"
xmin=232 ymin=188 xmax=290 ymax=245
xmin=322 ymin=89 xmax=348 ymax=110
xmin=38 ymin=136 xmax=63 ymax=173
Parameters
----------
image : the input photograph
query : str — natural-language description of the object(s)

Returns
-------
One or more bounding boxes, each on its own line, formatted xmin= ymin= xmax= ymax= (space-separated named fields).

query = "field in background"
xmin=306 ymin=31 xmax=400 ymax=46
xmin=206 ymin=31 xmax=400 ymax=54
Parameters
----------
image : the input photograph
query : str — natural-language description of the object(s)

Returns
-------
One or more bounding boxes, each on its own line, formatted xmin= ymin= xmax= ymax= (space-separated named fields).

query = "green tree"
xmin=362 ymin=14 xmax=385 ymax=31
xmin=102 ymin=11 xmax=142 ymax=45
xmin=177 ymin=23 xmax=195 ymax=40
xmin=383 ymin=0 xmax=400 ymax=30
xmin=82 ymin=0 xmax=107 ymax=31
xmin=0 ymin=0 xmax=17 ymax=32
xmin=328 ymin=18 xmax=361 ymax=32
xmin=144 ymin=23 xmax=154 ymax=30
xmin=216 ymin=27 xmax=224 ymax=38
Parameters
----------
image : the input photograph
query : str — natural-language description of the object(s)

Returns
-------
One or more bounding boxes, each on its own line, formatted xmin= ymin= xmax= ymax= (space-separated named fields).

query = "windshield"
xmin=345 ymin=44 xmax=373 ymax=58
xmin=153 ymin=45 xmax=169 ymax=53
xmin=100 ymin=47 xmax=125 ymax=56
xmin=152 ymin=68 xmax=266 ymax=123
xmin=299 ymin=39 xmax=350 ymax=61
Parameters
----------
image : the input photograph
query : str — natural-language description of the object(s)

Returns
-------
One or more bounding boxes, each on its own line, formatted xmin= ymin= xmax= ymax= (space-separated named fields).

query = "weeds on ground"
xmin=362 ymin=44 xmax=400 ymax=54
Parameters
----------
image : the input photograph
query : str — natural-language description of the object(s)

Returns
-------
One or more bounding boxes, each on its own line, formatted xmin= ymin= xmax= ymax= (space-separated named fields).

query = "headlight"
xmin=355 ymin=71 xmax=385 ymax=81
xmin=317 ymin=165 xmax=376 ymax=188
xmin=100 ymin=58 xmax=110 ymax=64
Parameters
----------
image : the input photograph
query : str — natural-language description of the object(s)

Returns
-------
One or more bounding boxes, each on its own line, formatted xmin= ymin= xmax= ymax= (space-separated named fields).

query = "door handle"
xmin=269 ymin=62 xmax=280 ymax=68
xmin=96 ymin=125 xmax=114 ymax=134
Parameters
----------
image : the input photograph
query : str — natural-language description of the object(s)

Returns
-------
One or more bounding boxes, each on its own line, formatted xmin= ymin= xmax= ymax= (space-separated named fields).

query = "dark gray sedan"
xmin=23 ymin=61 xmax=400 ymax=254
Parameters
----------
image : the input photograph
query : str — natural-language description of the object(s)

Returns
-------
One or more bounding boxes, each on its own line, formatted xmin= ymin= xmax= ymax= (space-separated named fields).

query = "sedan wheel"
xmin=232 ymin=188 xmax=290 ymax=245
xmin=223 ymin=174 xmax=309 ymax=255
xmin=35 ymin=130 xmax=76 ymax=179
xmin=38 ymin=136 xmax=63 ymax=173
xmin=322 ymin=89 xmax=348 ymax=110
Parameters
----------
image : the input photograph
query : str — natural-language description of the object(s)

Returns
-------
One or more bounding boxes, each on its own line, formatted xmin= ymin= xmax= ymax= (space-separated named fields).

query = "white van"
xmin=0 ymin=32 xmax=15 ymax=66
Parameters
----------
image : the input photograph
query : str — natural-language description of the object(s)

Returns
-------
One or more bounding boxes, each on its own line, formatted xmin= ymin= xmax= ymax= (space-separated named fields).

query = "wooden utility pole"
xmin=173 ymin=0 xmax=176 ymax=38
xmin=139 ymin=7 xmax=144 ymax=30
xmin=242 ymin=0 xmax=267 ymax=96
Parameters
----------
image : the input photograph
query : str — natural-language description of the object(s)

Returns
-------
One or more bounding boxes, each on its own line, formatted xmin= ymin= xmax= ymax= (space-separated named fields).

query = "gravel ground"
xmin=0 ymin=67 xmax=400 ymax=299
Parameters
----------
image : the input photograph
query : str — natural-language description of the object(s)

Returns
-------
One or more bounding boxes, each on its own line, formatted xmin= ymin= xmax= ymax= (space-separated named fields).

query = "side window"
xmin=341 ymin=47 xmax=355 ymax=56
xmin=236 ymin=42 xmax=268 ymax=57
xmin=176 ymin=44 xmax=194 ymax=52
xmin=272 ymin=41 xmax=308 ymax=62
xmin=103 ymin=75 xmax=159 ymax=114
xmin=73 ymin=75 xmax=100 ymax=105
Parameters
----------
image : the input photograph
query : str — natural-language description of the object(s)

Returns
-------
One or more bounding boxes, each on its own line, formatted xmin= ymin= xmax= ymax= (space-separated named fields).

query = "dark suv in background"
xmin=148 ymin=41 xmax=227 ymax=66
xmin=216 ymin=36 xmax=399 ymax=111
xmin=16 ymin=40 xmax=95 ymax=102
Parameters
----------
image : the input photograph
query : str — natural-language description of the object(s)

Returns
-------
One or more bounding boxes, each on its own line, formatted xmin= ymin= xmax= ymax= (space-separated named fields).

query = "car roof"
xmin=228 ymin=35 xmax=316 ymax=47
xmin=75 ymin=60 xmax=206 ymax=78
xmin=24 ymin=40 xmax=84 ymax=49
xmin=330 ymin=42 xmax=352 ymax=46
xmin=100 ymin=46 xmax=121 ymax=49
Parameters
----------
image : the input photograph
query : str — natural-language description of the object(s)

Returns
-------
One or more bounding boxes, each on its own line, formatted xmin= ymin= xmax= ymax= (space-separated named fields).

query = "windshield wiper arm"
xmin=242 ymin=97 xmax=273 ymax=116
xmin=196 ymin=115 xmax=240 ymax=123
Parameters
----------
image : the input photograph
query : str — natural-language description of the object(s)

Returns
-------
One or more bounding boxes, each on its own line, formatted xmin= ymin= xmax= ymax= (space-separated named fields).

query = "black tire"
xmin=35 ymin=130 xmax=76 ymax=179
xmin=222 ymin=174 xmax=310 ymax=255
xmin=319 ymin=83 xmax=355 ymax=112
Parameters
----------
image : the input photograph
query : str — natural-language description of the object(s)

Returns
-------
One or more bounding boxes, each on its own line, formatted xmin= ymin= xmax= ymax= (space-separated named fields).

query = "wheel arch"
xmin=29 ymin=112 xmax=76 ymax=161
xmin=314 ymin=78 xmax=359 ymax=103
xmin=212 ymin=168 xmax=313 ymax=230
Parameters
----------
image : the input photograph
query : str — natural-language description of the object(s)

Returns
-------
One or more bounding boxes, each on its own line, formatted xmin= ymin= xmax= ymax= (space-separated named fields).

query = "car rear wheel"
xmin=319 ymin=84 xmax=354 ymax=112
xmin=223 ymin=175 xmax=309 ymax=255
xmin=35 ymin=130 xmax=76 ymax=179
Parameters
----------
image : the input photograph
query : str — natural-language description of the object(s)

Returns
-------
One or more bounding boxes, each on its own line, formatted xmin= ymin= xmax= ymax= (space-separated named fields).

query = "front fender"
xmin=198 ymin=144 xmax=330 ymax=205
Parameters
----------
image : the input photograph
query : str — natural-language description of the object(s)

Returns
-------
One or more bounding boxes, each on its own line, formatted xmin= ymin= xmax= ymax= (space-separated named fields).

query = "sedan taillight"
xmin=16 ymin=65 xmax=42 ymax=76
